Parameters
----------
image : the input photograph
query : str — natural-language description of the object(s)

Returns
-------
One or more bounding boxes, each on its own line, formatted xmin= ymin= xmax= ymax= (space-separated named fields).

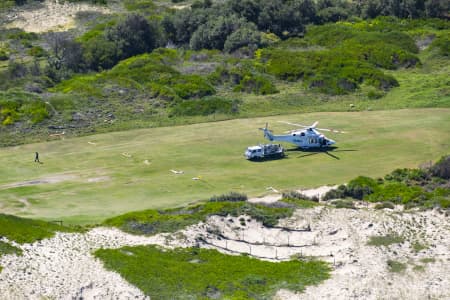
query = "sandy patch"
xmin=0 ymin=174 xmax=78 ymax=190
xmin=0 ymin=227 xmax=192 ymax=299
xmin=0 ymin=206 xmax=448 ymax=299
xmin=171 ymin=4 xmax=190 ymax=10
xmin=5 ymin=0 xmax=110 ymax=33
xmin=86 ymin=176 xmax=110 ymax=183
xmin=248 ymin=185 xmax=338 ymax=204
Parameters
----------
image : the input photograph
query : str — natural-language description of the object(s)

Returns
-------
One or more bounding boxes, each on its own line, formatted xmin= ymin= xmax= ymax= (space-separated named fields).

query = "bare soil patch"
xmin=4 ymin=0 xmax=110 ymax=33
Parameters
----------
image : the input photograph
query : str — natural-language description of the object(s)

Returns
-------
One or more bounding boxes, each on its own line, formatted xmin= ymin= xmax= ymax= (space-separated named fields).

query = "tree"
xmin=106 ymin=14 xmax=159 ymax=61
xmin=224 ymin=23 xmax=261 ymax=53
xmin=190 ymin=15 xmax=248 ymax=50
xmin=46 ymin=32 xmax=84 ymax=72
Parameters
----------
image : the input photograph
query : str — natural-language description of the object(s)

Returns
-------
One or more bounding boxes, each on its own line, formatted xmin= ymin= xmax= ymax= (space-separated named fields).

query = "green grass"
xmin=0 ymin=108 xmax=449 ymax=224
xmin=0 ymin=240 xmax=22 ymax=272
xmin=387 ymin=259 xmax=407 ymax=273
xmin=281 ymin=198 xmax=320 ymax=209
xmin=367 ymin=234 xmax=405 ymax=247
xmin=0 ymin=213 xmax=78 ymax=244
xmin=420 ymin=257 xmax=436 ymax=264
xmin=95 ymin=245 xmax=331 ymax=299
xmin=411 ymin=241 xmax=428 ymax=253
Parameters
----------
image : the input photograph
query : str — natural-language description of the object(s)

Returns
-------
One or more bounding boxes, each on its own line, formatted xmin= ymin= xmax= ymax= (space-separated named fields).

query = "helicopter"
xmin=259 ymin=121 xmax=346 ymax=149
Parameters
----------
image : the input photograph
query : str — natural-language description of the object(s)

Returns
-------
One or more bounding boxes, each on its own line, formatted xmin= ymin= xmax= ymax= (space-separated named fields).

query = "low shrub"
xmin=323 ymin=184 xmax=347 ymax=200
xmin=0 ymin=240 xmax=22 ymax=257
xmin=209 ymin=192 xmax=247 ymax=202
xmin=429 ymin=34 xmax=449 ymax=56
xmin=0 ymin=50 xmax=8 ymax=61
xmin=95 ymin=245 xmax=331 ymax=299
xmin=374 ymin=202 xmax=395 ymax=210
xmin=104 ymin=201 xmax=295 ymax=235
xmin=282 ymin=190 xmax=318 ymax=202
xmin=331 ymin=199 xmax=356 ymax=209
xmin=27 ymin=46 xmax=46 ymax=58
xmin=387 ymin=260 xmax=407 ymax=273
xmin=367 ymin=234 xmax=405 ymax=246
xmin=346 ymin=176 xmax=378 ymax=199
xmin=430 ymin=155 xmax=450 ymax=179
xmin=0 ymin=91 xmax=49 ymax=126
xmin=384 ymin=168 xmax=429 ymax=183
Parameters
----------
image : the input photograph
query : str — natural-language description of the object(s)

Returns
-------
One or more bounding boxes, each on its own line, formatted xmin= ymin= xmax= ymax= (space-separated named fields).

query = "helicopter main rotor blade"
xmin=316 ymin=127 xmax=347 ymax=133
xmin=278 ymin=121 xmax=310 ymax=128
xmin=278 ymin=121 xmax=346 ymax=133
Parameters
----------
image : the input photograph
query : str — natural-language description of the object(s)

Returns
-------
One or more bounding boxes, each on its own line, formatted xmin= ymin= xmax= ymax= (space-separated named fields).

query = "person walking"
xmin=34 ymin=152 xmax=40 ymax=163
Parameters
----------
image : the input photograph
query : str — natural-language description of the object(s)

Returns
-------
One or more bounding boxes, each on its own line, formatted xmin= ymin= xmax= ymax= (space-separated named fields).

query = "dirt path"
xmin=4 ymin=0 xmax=110 ymax=33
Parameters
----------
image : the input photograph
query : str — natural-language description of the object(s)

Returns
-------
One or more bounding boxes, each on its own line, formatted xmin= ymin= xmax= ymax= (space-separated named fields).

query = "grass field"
xmin=0 ymin=108 xmax=449 ymax=224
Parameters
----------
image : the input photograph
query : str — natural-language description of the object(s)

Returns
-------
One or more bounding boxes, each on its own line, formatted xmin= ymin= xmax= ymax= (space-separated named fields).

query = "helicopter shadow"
xmin=286 ymin=146 xmax=357 ymax=160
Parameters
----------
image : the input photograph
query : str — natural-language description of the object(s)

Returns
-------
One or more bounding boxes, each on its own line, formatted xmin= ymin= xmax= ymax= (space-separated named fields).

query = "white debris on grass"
xmin=170 ymin=169 xmax=184 ymax=174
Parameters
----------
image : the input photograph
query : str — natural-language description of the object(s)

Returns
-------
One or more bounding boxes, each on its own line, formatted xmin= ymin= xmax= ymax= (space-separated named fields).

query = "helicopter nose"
xmin=328 ymin=139 xmax=336 ymax=145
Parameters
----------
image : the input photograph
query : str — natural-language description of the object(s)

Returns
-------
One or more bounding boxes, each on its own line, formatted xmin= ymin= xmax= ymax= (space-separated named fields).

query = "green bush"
xmin=323 ymin=184 xmax=347 ymax=200
xmin=367 ymin=234 xmax=405 ymax=246
xmin=331 ymin=199 xmax=356 ymax=209
xmin=0 ymin=50 xmax=8 ymax=61
xmin=0 ymin=240 xmax=22 ymax=257
xmin=27 ymin=46 xmax=46 ymax=58
xmin=346 ymin=176 xmax=378 ymax=199
xmin=384 ymin=168 xmax=429 ymax=183
xmin=374 ymin=202 xmax=395 ymax=209
xmin=0 ymin=91 xmax=50 ymax=126
xmin=282 ymin=190 xmax=315 ymax=201
xmin=367 ymin=183 xmax=428 ymax=205
xmin=210 ymin=192 xmax=247 ymax=202
xmin=263 ymin=48 xmax=399 ymax=94
xmin=387 ymin=260 xmax=407 ymax=273
xmin=429 ymin=34 xmax=449 ymax=56
xmin=431 ymin=155 xmax=450 ymax=179
xmin=233 ymin=73 xmax=278 ymax=95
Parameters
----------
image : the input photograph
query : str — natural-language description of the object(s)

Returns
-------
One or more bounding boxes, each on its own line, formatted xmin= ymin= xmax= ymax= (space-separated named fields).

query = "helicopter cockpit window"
xmin=300 ymin=132 xmax=305 ymax=136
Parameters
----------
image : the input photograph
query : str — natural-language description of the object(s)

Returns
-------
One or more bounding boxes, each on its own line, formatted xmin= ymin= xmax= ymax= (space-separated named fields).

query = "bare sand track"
xmin=0 ymin=205 xmax=448 ymax=299
xmin=4 ymin=0 xmax=110 ymax=33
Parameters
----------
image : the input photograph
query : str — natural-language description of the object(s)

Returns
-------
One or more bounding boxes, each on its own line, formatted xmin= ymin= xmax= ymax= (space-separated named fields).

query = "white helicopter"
xmin=259 ymin=121 xmax=346 ymax=149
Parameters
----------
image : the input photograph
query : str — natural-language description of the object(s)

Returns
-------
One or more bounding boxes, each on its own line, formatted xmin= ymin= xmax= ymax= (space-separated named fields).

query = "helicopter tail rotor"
xmin=259 ymin=123 xmax=274 ymax=141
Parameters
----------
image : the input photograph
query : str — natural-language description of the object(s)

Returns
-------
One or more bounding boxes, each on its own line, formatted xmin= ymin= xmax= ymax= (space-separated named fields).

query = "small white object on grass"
xmin=266 ymin=186 xmax=280 ymax=193
xmin=121 ymin=152 xmax=132 ymax=158
xmin=170 ymin=169 xmax=184 ymax=174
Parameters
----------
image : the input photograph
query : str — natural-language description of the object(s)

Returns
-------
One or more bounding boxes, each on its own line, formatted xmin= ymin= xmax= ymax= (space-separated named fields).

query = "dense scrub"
xmin=0 ymin=91 xmax=49 ymax=125
xmin=323 ymin=155 xmax=450 ymax=209
xmin=104 ymin=200 xmax=294 ymax=235
xmin=0 ymin=0 xmax=448 ymax=145
xmin=96 ymin=245 xmax=331 ymax=299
